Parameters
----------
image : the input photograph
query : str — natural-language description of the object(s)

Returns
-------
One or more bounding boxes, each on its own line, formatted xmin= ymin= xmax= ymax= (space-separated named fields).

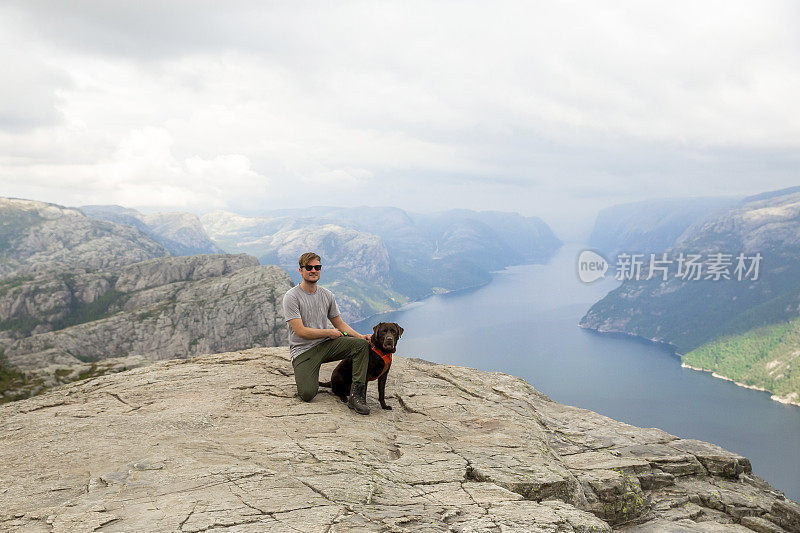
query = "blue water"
xmin=355 ymin=243 xmax=800 ymax=501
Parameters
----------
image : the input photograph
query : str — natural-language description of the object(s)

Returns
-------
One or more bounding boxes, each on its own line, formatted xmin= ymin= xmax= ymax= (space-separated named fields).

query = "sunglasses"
xmin=302 ymin=265 xmax=322 ymax=271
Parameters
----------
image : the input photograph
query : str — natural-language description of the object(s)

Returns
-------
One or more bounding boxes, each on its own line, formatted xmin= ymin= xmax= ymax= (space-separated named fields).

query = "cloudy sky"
xmin=1 ymin=1 xmax=798 ymax=238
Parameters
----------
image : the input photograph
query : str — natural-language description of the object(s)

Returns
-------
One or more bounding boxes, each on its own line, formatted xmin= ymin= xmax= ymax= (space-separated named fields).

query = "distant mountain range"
xmin=581 ymin=186 xmax=800 ymax=405
xmin=78 ymin=204 xmax=224 ymax=256
xmin=200 ymin=206 xmax=562 ymax=321
xmin=588 ymin=197 xmax=737 ymax=260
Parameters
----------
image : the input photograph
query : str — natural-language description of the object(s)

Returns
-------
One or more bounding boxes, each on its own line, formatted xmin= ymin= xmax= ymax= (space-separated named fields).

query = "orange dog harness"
xmin=368 ymin=345 xmax=392 ymax=381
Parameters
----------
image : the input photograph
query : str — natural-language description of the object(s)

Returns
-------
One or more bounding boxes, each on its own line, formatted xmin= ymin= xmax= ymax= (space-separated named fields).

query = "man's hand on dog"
xmin=326 ymin=329 xmax=370 ymax=340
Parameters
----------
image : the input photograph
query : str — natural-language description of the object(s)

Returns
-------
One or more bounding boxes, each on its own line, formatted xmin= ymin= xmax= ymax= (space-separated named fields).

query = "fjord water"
xmin=356 ymin=243 xmax=800 ymax=500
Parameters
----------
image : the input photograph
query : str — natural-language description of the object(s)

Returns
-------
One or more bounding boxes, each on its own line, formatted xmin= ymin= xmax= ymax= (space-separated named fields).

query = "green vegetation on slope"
xmin=0 ymin=274 xmax=129 ymax=337
xmin=325 ymin=278 xmax=410 ymax=321
xmin=0 ymin=315 xmax=45 ymax=337
xmin=0 ymin=274 xmax=34 ymax=290
xmin=0 ymin=351 xmax=37 ymax=403
xmin=51 ymin=287 xmax=129 ymax=331
xmin=683 ymin=318 xmax=800 ymax=403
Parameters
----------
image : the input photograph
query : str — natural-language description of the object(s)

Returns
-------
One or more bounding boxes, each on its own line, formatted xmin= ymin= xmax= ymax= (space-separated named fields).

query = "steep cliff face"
xmin=1 ymin=255 xmax=292 ymax=400
xmin=0 ymin=348 xmax=796 ymax=532
xmin=4 ymin=257 xmax=290 ymax=368
xmin=580 ymin=188 xmax=800 ymax=407
xmin=0 ymin=254 xmax=260 ymax=343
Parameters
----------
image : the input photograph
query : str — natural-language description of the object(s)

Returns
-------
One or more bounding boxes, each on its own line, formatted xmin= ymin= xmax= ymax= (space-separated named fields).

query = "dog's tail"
xmin=318 ymin=380 xmax=332 ymax=388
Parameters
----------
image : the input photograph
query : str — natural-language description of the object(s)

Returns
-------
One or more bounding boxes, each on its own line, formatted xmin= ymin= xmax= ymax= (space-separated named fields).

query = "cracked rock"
xmin=0 ymin=347 xmax=795 ymax=531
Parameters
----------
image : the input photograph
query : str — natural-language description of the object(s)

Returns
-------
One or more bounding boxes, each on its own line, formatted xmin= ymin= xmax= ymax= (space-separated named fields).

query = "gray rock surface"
xmin=0 ymin=254 xmax=260 ymax=343
xmin=79 ymin=205 xmax=224 ymax=256
xmin=0 ymin=198 xmax=168 ymax=277
xmin=113 ymin=253 xmax=259 ymax=292
xmin=1 ymin=254 xmax=292 ymax=403
xmin=0 ymin=348 xmax=794 ymax=532
xmin=4 ymin=262 xmax=291 ymax=370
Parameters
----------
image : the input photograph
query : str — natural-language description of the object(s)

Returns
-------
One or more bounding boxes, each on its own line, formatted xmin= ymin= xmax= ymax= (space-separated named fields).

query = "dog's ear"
xmin=373 ymin=323 xmax=381 ymax=335
xmin=395 ymin=324 xmax=404 ymax=337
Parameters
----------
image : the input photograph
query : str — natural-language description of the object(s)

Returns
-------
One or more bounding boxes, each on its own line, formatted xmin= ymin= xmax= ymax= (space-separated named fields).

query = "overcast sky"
xmin=1 ymin=1 xmax=798 ymax=239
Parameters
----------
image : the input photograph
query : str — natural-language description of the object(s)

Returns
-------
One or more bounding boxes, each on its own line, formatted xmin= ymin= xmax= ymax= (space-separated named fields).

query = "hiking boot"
xmin=348 ymin=381 xmax=370 ymax=415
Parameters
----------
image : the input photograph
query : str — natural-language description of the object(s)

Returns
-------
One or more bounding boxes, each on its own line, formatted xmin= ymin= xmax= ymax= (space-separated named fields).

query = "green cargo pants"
xmin=292 ymin=336 xmax=369 ymax=402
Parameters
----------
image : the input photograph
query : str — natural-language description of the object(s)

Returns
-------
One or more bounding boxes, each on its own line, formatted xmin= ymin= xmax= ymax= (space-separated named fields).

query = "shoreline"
xmin=680 ymin=361 xmax=800 ymax=407
xmin=581 ymin=325 xmax=800 ymax=408
xmin=351 ymin=277 xmax=494 ymax=326
xmin=578 ymin=325 xmax=679 ymax=353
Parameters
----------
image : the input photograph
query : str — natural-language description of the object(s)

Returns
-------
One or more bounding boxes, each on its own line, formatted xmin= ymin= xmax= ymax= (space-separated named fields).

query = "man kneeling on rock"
xmin=282 ymin=252 xmax=372 ymax=415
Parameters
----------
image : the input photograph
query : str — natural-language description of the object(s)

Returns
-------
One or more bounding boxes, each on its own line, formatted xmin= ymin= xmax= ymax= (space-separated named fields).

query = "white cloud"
xmin=0 ymin=126 xmax=268 ymax=211
xmin=0 ymin=0 xmax=798 ymax=219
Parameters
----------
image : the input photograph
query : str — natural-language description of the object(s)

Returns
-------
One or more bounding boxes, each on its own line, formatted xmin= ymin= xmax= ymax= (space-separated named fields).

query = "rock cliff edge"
xmin=1 ymin=348 xmax=798 ymax=532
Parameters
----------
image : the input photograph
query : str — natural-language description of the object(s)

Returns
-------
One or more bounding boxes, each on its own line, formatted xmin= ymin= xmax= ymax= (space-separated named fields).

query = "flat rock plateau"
xmin=1 ymin=348 xmax=798 ymax=532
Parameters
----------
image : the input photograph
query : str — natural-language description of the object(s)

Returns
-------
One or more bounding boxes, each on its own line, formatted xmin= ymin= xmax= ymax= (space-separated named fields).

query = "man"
xmin=282 ymin=252 xmax=372 ymax=415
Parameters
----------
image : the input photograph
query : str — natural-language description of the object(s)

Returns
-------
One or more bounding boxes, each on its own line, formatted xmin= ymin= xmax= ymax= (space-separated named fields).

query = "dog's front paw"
xmin=382 ymin=404 xmax=392 ymax=410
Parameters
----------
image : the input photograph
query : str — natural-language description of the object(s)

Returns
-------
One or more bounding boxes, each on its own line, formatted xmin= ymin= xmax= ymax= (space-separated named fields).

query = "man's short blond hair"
xmin=298 ymin=252 xmax=321 ymax=267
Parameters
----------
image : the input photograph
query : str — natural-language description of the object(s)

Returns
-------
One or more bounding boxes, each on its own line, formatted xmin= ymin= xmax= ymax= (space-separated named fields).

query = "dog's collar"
xmin=369 ymin=341 xmax=392 ymax=358
xmin=368 ymin=342 xmax=393 ymax=381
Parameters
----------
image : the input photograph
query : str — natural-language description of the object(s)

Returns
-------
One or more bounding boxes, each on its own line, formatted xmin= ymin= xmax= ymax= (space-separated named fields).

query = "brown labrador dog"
xmin=320 ymin=322 xmax=403 ymax=410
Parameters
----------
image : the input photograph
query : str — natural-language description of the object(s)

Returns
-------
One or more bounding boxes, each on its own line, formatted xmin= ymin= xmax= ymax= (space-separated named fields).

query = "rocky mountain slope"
xmin=0 ymin=198 xmax=168 ymax=277
xmin=0 ymin=198 xmax=293 ymax=403
xmin=202 ymin=211 xmax=399 ymax=321
xmin=1 ymin=254 xmax=253 ymax=342
xmin=2 ymin=255 xmax=290 ymax=368
xmin=1 ymin=347 xmax=797 ymax=532
xmin=0 ymin=254 xmax=291 ymax=402
xmin=201 ymin=207 xmax=562 ymax=321
xmin=582 ymin=187 xmax=800 ymax=350
xmin=580 ymin=187 xmax=800 ymax=405
xmin=79 ymin=204 xmax=224 ymax=256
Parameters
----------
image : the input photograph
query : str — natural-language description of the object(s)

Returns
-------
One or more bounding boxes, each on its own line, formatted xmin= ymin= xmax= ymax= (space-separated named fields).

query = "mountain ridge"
xmin=200 ymin=206 xmax=562 ymax=321
xmin=78 ymin=204 xmax=224 ymax=256
xmin=0 ymin=198 xmax=293 ymax=403
xmin=580 ymin=187 xmax=800 ymax=407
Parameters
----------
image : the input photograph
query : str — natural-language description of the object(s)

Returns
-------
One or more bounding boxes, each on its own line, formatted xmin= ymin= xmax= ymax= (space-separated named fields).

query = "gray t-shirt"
xmin=282 ymin=284 xmax=341 ymax=361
